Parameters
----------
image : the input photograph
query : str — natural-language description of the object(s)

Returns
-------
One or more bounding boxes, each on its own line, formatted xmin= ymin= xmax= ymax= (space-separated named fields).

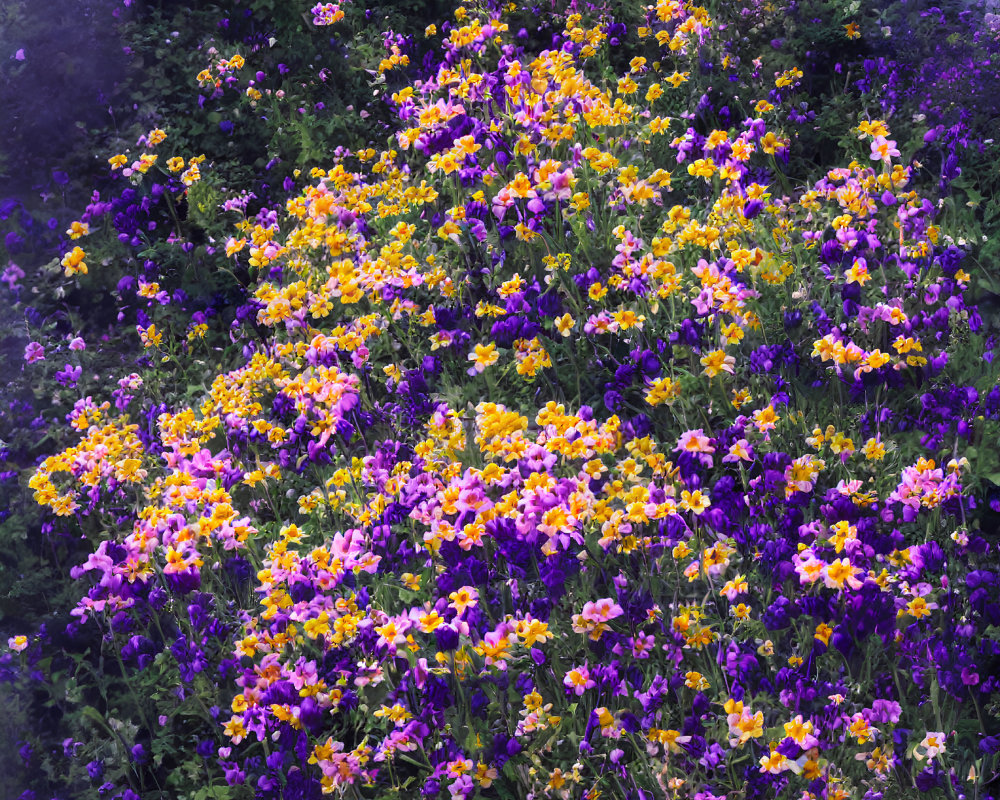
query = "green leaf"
xmin=191 ymin=787 xmax=233 ymax=800
xmin=79 ymin=705 xmax=113 ymax=734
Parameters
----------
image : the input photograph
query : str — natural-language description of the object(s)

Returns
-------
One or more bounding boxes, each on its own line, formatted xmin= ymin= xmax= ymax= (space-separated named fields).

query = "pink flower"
xmin=24 ymin=341 xmax=45 ymax=363
xmin=675 ymin=429 xmax=715 ymax=455
xmin=722 ymin=439 xmax=753 ymax=463
xmin=564 ymin=664 xmax=595 ymax=695
xmin=311 ymin=2 xmax=345 ymax=26
xmin=869 ymin=136 xmax=900 ymax=164
xmin=545 ymin=169 xmax=575 ymax=201
xmin=581 ymin=598 xmax=624 ymax=623
xmin=2 ymin=262 xmax=24 ymax=290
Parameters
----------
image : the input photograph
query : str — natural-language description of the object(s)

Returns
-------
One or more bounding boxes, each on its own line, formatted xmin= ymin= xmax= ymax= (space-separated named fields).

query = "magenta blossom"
xmin=24 ymin=341 xmax=45 ymax=363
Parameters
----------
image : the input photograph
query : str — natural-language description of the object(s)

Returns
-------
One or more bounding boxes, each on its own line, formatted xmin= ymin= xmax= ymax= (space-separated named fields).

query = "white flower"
xmin=914 ymin=731 xmax=947 ymax=760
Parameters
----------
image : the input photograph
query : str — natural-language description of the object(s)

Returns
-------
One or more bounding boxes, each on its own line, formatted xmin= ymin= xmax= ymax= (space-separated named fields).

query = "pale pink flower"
xmin=581 ymin=598 xmax=624 ymax=623
xmin=914 ymin=731 xmax=946 ymax=760
xmin=869 ymin=136 xmax=900 ymax=164
xmin=564 ymin=664 xmax=596 ymax=695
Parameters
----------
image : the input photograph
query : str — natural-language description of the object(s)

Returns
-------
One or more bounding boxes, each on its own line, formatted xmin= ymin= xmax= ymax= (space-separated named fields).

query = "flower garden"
xmin=2 ymin=0 xmax=1000 ymax=798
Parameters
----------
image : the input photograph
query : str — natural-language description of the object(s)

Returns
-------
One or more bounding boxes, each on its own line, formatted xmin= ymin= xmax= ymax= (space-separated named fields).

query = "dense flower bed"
xmin=3 ymin=1 xmax=1000 ymax=799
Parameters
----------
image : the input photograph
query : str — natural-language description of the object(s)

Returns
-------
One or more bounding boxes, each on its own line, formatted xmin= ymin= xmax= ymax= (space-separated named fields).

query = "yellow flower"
xmin=845 ymin=258 xmax=871 ymax=285
xmin=516 ymin=618 xmax=551 ymax=647
xmin=759 ymin=748 xmax=798 ymax=774
xmin=784 ymin=715 xmax=814 ymax=745
xmin=61 ymin=246 xmax=88 ymax=277
xmin=775 ymin=68 xmax=803 ymax=88
xmin=721 ymin=322 xmax=744 ymax=344
xmin=66 ymin=221 xmax=89 ymax=239
xmin=223 ymin=716 xmax=247 ymax=743
xmin=475 ymin=762 xmax=498 ymax=787
xmin=701 ymin=349 xmax=735 ymax=378
xmin=449 ymin=586 xmax=478 ymax=615
xmin=728 ymin=707 xmax=765 ymax=746
xmin=679 ymin=489 xmax=710 ymax=515
xmin=547 ymin=769 xmax=566 ymax=790
xmin=849 ymin=714 xmax=872 ymax=744
xmin=904 ymin=596 xmax=933 ymax=619
xmin=862 ymin=437 xmax=886 ymax=460
xmin=135 ymin=153 xmax=158 ymax=173
xmin=665 ymin=71 xmax=689 ymax=88
xmin=685 ymin=671 xmax=709 ymax=690
xmin=687 ymin=158 xmax=716 ymax=179
xmin=401 ymin=572 xmax=421 ymax=590
xmin=554 ymin=313 xmax=575 ymax=337
xmin=645 ymin=376 xmax=680 ymax=407
xmin=374 ymin=703 xmax=412 ymax=726
xmin=752 ymin=404 xmax=779 ymax=433
xmin=612 ymin=309 xmax=644 ymax=329
xmin=588 ymin=282 xmax=607 ymax=301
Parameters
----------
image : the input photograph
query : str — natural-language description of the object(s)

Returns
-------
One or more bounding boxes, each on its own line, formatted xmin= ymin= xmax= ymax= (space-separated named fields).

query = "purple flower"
xmin=130 ymin=743 xmax=147 ymax=764
xmin=55 ymin=364 xmax=82 ymax=387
